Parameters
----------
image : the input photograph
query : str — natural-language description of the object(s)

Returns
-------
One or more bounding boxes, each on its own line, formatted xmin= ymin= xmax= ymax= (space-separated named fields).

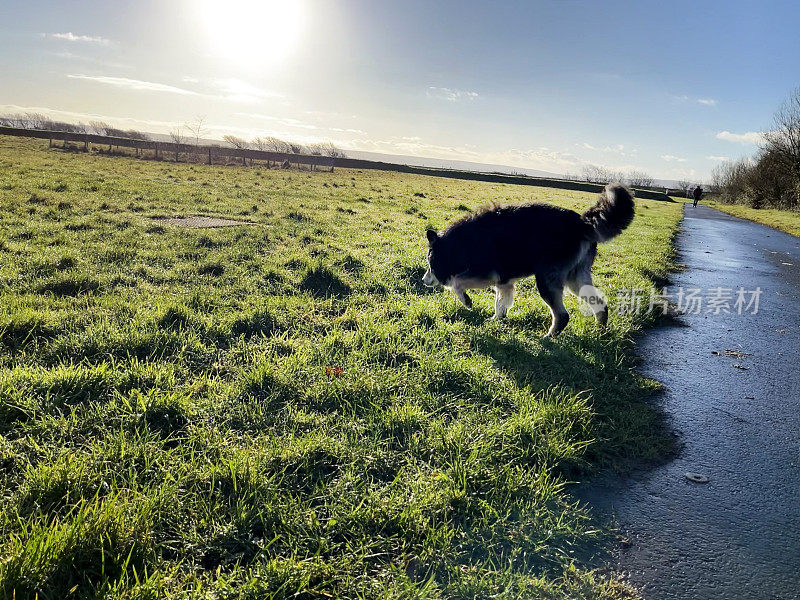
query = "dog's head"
xmin=422 ymin=229 xmax=450 ymax=287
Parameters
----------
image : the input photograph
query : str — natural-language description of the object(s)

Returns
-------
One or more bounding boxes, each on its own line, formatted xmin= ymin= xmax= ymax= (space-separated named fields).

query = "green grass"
xmin=0 ymin=136 xmax=681 ymax=599
xmin=705 ymin=200 xmax=800 ymax=237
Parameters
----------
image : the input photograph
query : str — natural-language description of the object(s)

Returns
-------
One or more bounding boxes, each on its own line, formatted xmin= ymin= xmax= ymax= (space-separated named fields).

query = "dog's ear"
xmin=426 ymin=229 xmax=439 ymax=245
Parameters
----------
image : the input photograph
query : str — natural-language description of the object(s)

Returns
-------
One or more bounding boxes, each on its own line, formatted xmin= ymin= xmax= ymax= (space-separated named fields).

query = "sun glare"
xmin=198 ymin=0 xmax=304 ymax=68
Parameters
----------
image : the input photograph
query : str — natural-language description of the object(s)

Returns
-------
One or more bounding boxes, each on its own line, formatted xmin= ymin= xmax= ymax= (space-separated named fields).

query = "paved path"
xmin=577 ymin=204 xmax=800 ymax=600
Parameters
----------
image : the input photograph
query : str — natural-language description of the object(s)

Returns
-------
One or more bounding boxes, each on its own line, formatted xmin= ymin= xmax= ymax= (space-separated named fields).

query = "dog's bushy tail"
xmin=582 ymin=182 xmax=635 ymax=243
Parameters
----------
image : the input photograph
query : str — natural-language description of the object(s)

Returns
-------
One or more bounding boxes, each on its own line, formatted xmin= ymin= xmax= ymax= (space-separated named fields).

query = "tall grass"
xmin=0 ymin=136 xmax=681 ymax=599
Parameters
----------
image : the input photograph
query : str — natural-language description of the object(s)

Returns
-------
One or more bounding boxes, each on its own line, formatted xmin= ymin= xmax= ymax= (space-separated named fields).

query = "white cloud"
xmin=67 ymin=74 xmax=199 ymax=96
xmin=576 ymin=142 xmax=637 ymax=156
xmin=211 ymin=78 xmax=282 ymax=103
xmin=344 ymin=136 xmax=581 ymax=173
xmin=716 ymin=130 xmax=765 ymax=145
xmin=330 ymin=127 xmax=367 ymax=134
xmin=674 ymin=95 xmax=718 ymax=106
xmin=347 ymin=136 xmax=482 ymax=159
xmin=661 ymin=154 xmax=687 ymax=162
xmin=669 ymin=167 xmax=698 ymax=178
xmin=602 ymin=144 xmax=631 ymax=155
xmin=67 ymin=74 xmax=282 ymax=104
xmin=45 ymin=32 xmax=111 ymax=45
xmin=236 ymin=112 xmax=317 ymax=130
xmin=427 ymin=87 xmax=479 ymax=102
xmin=706 ymin=155 xmax=730 ymax=161
xmin=492 ymin=147 xmax=580 ymax=171
xmin=50 ymin=51 xmax=131 ymax=70
xmin=235 ymin=112 xmax=366 ymax=136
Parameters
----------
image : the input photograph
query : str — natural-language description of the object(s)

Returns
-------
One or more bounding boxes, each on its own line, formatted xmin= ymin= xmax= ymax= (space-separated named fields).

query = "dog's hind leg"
xmin=491 ymin=282 xmax=515 ymax=320
xmin=536 ymin=274 xmax=569 ymax=337
xmin=565 ymin=268 xmax=608 ymax=326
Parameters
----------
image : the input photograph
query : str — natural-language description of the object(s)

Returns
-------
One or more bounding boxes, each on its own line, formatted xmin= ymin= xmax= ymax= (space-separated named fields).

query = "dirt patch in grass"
xmin=152 ymin=215 xmax=255 ymax=228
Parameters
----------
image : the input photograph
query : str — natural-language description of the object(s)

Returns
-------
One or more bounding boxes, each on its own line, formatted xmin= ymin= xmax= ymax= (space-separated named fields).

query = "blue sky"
xmin=1 ymin=0 xmax=798 ymax=180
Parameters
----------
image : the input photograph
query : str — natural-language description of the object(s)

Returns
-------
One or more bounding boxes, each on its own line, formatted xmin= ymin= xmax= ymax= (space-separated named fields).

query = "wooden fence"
xmin=0 ymin=126 xmax=672 ymax=201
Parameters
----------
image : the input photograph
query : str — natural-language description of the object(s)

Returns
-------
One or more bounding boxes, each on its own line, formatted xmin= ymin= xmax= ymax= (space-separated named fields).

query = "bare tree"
xmin=185 ymin=115 xmax=207 ymax=147
xmin=0 ymin=113 xmax=23 ymax=128
xmin=89 ymin=121 xmax=110 ymax=136
xmin=714 ymin=88 xmax=800 ymax=209
xmin=25 ymin=113 xmax=53 ymax=130
xmin=170 ymin=127 xmax=186 ymax=161
xmin=264 ymin=136 xmax=289 ymax=152
xmin=223 ymin=135 xmax=250 ymax=165
xmin=625 ymin=170 xmax=654 ymax=187
xmin=124 ymin=129 xmax=151 ymax=141
xmin=320 ymin=141 xmax=346 ymax=158
xmin=223 ymin=135 xmax=250 ymax=149
xmin=764 ymin=86 xmax=800 ymax=184
xmin=252 ymin=136 xmax=291 ymax=166
xmin=581 ymin=164 xmax=624 ymax=184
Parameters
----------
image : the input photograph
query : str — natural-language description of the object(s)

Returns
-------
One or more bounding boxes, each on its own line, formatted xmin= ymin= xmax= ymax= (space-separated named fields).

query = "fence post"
xmin=63 ymin=133 xmax=68 ymax=149
xmin=208 ymin=146 xmax=212 ymax=165
xmin=155 ymin=142 xmax=159 ymax=160
xmin=84 ymin=135 xmax=88 ymax=152
xmin=49 ymin=136 xmax=53 ymax=148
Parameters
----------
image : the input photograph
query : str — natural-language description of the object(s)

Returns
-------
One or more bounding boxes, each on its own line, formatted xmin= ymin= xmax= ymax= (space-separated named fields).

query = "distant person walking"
xmin=692 ymin=185 xmax=703 ymax=207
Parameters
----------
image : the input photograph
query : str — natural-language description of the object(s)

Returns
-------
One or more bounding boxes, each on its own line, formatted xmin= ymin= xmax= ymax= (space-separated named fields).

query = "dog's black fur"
xmin=423 ymin=183 xmax=635 ymax=336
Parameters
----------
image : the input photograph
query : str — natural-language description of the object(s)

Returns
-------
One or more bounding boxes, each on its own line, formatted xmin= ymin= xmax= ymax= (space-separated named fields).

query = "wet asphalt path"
xmin=576 ymin=204 xmax=800 ymax=599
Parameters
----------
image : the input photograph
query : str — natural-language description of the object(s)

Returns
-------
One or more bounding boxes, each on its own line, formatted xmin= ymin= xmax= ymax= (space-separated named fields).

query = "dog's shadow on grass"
xmin=471 ymin=330 xmax=600 ymax=392
xmin=471 ymin=326 xmax=676 ymax=568
xmin=470 ymin=327 xmax=676 ymax=471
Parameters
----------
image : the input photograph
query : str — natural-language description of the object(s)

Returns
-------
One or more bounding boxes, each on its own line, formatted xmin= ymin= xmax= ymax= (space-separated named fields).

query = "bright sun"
xmin=198 ymin=0 xmax=305 ymax=67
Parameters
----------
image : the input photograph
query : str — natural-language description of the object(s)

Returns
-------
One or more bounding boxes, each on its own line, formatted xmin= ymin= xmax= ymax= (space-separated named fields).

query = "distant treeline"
xmin=0 ymin=117 xmax=674 ymax=201
xmin=568 ymin=165 xmax=655 ymax=189
xmin=0 ymin=112 xmax=347 ymax=160
xmin=0 ymin=113 xmax=152 ymax=140
xmin=713 ymin=87 xmax=800 ymax=210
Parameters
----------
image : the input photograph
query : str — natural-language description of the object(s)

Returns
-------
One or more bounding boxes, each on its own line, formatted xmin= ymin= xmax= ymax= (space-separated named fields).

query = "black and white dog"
xmin=422 ymin=183 xmax=635 ymax=337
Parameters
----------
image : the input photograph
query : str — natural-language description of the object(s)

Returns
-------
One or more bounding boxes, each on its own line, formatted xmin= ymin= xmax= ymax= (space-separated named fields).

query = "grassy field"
xmin=0 ymin=136 xmax=681 ymax=599
xmin=704 ymin=200 xmax=800 ymax=237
